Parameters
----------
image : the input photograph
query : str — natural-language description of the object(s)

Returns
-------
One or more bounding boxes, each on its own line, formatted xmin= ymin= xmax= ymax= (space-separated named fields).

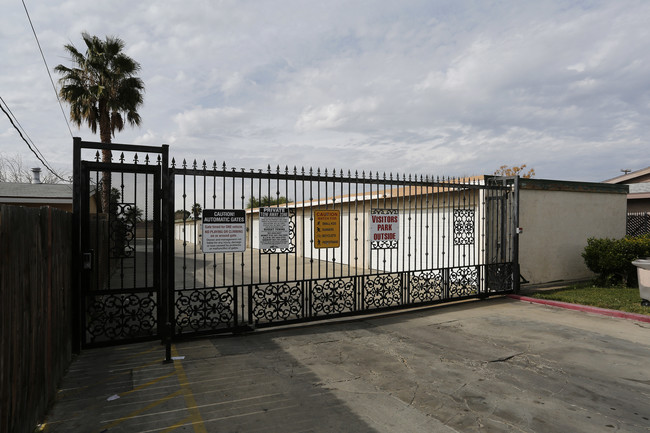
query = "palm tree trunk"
xmin=99 ymin=103 xmax=112 ymax=214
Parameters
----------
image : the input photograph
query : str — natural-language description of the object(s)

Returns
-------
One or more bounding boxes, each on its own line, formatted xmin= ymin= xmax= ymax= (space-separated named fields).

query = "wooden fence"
xmin=0 ymin=205 xmax=73 ymax=433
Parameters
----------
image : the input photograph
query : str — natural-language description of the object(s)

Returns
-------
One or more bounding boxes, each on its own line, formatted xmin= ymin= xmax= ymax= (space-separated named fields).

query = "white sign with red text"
xmin=370 ymin=209 xmax=399 ymax=248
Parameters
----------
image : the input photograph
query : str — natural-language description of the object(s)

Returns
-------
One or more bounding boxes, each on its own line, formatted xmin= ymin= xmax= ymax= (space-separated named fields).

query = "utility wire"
xmin=0 ymin=95 xmax=51 ymax=168
xmin=22 ymin=0 xmax=74 ymax=139
xmin=0 ymin=97 xmax=68 ymax=183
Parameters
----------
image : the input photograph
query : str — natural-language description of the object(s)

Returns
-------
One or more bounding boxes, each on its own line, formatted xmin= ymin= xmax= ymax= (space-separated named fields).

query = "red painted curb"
xmin=507 ymin=294 xmax=650 ymax=324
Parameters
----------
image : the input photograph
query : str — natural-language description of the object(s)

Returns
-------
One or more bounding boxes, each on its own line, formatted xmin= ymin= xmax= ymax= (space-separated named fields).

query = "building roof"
xmin=603 ymin=166 xmax=650 ymax=184
xmin=0 ymin=182 xmax=73 ymax=205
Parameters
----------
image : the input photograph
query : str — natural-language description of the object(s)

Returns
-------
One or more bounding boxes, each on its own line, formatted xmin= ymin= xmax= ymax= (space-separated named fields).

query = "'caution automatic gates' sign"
xmin=314 ymin=210 xmax=340 ymax=249
xmin=201 ymin=209 xmax=246 ymax=253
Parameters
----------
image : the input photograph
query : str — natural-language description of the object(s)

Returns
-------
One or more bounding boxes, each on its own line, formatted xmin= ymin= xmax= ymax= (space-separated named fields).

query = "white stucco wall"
xmin=519 ymin=186 xmax=627 ymax=285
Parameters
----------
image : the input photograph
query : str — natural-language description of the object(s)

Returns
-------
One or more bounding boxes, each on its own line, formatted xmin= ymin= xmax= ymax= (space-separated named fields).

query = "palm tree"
xmin=191 ymin=203 xmax=202 ymax=220
xmin=55 ymin=32 xmax=144 ymax=211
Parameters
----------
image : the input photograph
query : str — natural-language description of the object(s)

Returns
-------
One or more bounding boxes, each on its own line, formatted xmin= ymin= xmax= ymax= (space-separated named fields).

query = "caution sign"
xmin=202 ymin=209 xmax=246 ymax=253
xmin=259 ymin=207 xmax=290 ymax=250
xmin=370 ymin=209 xmax=399 ymax=249
xmin=314 ymin=210 xmax=340 ymax=249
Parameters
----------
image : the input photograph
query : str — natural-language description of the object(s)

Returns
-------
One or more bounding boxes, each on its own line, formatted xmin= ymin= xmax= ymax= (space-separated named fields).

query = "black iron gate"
xmin=73 ymin=139 xmax=171 ymax=347
xmin=73 ymin=139 xmax=519 ymax=348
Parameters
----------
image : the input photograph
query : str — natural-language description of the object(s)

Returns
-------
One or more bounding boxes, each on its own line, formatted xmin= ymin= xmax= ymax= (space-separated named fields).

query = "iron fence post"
xmin=512 ymin=176 xmax=521 ymax=293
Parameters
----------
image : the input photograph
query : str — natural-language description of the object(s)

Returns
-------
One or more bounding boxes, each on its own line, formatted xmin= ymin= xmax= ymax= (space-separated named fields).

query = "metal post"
xmin=163 ymin=322 xmax=173 ymax=364
xmin=512 ymin=176 xmax=521 ymax=293
xmin=71 ymin=137 xmax=82 ymax=353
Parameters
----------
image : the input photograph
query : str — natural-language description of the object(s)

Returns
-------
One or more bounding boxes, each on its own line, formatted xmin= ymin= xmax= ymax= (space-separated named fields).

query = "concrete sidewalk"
xmin=42 ymin=297 xmax=650 ymax=432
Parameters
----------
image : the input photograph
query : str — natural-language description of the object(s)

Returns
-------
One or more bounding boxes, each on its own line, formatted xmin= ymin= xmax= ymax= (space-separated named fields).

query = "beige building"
xmin=518 ymin=178 xmax=627 ymax=285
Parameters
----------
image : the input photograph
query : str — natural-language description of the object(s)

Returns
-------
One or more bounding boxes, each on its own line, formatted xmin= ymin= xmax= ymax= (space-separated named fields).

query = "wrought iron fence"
xmin=74 ymin=139 xmax=519 ymax=346
xmin=169 ymin=161 xmax=518 ymax=336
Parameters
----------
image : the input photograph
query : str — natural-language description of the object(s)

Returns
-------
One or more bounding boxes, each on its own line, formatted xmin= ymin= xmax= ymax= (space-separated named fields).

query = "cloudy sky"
xmin=2 ymin=0 xmax=650 ymax=182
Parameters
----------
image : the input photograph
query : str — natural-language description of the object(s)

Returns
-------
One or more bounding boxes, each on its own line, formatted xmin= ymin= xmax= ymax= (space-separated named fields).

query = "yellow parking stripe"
xmin=119 ymin=371 xmax=177 ymax=397
xmin=95 ymin=389 xmax=184 ymax=433
xmin=172 ymin=345 xmax=208 ymax=433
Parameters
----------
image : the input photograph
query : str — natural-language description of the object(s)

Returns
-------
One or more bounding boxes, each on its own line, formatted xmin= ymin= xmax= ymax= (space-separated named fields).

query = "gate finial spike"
xmin=94 ymin=151 xmax=100 ymax=162
xmin=182 ymin=159 xmax=187 ymax=168
xmin=145 ymin=154 xmax=150 ymax=165
xmin=222 ymin=161 xmax=226 ymax=170
xmin=202 ymin=160 xmax=207 ymax=170
xmin=171 ymin=157 xmax=176 ymax=168
xmin=120 ymin=152 xmax=125 ymax=163
xmin=134 ymin=153 xmax=139 ymax=163
xmin=192 ymin=159 xmax=197 ymax=169
xmin=212 ymin=161 xmax=217 ymax=170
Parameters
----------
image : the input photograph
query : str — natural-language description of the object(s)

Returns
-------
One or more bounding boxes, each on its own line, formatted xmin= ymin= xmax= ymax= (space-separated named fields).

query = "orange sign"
xmin=314 ymin=210 xmax=340 ymax=248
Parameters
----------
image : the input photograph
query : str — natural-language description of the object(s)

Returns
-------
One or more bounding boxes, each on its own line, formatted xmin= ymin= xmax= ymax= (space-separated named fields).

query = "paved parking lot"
xmin=43 ymin=297 xmax=650 ymax=432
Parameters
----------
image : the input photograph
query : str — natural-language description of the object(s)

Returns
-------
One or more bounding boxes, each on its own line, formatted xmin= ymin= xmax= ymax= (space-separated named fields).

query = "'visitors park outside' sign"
xmin=370 ymin=209 xmax=399 ymax=249
xmin=314 ymin=210 xmax=340 ymax=249
xmin=201 ymin=209 xmax=246 ymax=253
xmin=259 ymin=207 xmax=290 ymax=250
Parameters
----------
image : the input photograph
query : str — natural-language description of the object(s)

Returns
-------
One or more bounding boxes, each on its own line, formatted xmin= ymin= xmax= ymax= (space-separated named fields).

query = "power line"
xmin=22 ymin=0 xmax=74 ymax=139
xmin=0 ymin=97 xmax=67 ymax=183
xmin=0 ymin=95 xmax=51 ymax=168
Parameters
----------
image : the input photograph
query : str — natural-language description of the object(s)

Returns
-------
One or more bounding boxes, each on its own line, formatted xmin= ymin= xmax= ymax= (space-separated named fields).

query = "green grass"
xmin=529 ymin=282 xmax=650 ymax=316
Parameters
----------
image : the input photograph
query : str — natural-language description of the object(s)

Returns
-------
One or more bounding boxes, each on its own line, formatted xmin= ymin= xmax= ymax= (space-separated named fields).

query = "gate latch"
xmin=82 ymin=250 xmax=94 ymax=270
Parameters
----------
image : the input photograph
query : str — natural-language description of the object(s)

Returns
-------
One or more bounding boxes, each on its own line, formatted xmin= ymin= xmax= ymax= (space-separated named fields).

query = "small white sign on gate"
xmin=259 ymin=207 xmax=290 ymax=250
xmin=201 ymin=209 xmax=246 ymax=253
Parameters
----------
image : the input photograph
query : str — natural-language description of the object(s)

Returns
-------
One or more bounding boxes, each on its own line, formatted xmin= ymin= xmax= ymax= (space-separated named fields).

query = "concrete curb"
xmin=507 ymin=294 xmax=650 ymax=324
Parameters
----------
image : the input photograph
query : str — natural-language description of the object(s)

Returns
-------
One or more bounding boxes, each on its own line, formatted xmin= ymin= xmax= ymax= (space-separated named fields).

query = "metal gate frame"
xmin=73 ymin=138 xmax=519 ymax=349
xmin=72 ymin=138 xmax=171 ymax=349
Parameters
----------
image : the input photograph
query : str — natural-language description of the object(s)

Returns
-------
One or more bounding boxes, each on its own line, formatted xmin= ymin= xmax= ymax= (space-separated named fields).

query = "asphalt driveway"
xmin=43 ymin=297 xmax=650 ymax=432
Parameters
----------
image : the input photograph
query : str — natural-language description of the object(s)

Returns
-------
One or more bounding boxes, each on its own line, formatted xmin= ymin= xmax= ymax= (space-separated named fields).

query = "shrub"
xmin=582 ymin=235 xmax=650 ymax=287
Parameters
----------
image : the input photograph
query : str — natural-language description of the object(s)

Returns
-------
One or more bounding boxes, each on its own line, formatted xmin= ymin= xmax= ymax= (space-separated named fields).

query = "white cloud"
xmin=2 ymin=0 xmax=650 ymax=181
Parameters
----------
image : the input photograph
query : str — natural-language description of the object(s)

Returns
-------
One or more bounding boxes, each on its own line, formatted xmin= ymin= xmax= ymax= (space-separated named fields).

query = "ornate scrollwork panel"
xmin=410 ymin=270 xmax=444 ymax=302
xmin=453 ymin=209 xmax=475 ymax=246
xmin=86 ymin=293 xmax=157 ymax=342
xmin=312 ymin=278 xmax=355 ymax=316
xmin=109 ymin=202 xmax=136 ymax=258
xmin=251 ymin=282 xmax=303 ymax=322
xmin=363 ymin=273 xmax=402 ymax=309
xmin=448 ymin=266 xmax=479 ymax=297
xmin=487 ymin=263 xmax=513 ymax=293
xmin=175 ymin=288 xmax=235 ymax=333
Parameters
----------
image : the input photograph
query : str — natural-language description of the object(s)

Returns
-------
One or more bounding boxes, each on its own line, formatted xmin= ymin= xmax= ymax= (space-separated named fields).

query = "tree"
xmin=191 ymin=203 xmax=202 ymax=220
xmin=55 ymin=32 xmax=145 ymax=211
xmin=493 ymin=164 xmax=535 ymax=178
xmin=123 ymin=205 xmax=143 ymax=223
xmin=174 ymin=209 xmax=191 ymax=221
xmin=0 ymin=153 xmax=68 ymax=183
xmin=247 ymin=195 xmax=290 ymax=208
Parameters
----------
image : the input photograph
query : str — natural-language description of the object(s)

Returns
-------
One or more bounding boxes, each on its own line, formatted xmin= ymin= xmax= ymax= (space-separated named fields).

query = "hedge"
xmin=582 ymin=234 xmax=650 ymax=287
